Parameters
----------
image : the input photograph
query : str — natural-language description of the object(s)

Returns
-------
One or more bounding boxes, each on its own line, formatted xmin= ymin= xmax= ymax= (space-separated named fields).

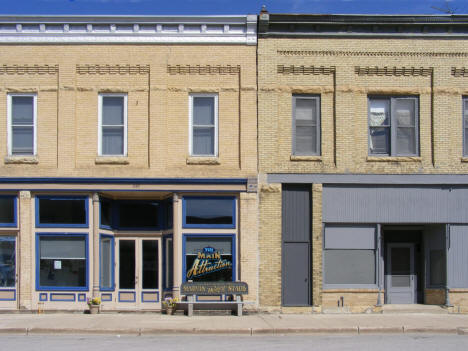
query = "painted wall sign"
xmin=186 ymin=246 xmax=232 ymax=280
xmin=181 ymin=281 xmax=248 ymax=296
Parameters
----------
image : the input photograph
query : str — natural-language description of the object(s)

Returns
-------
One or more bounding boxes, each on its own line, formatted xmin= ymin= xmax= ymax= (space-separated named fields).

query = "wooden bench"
xmin=178 ymin=281 xmax=248 ymax=317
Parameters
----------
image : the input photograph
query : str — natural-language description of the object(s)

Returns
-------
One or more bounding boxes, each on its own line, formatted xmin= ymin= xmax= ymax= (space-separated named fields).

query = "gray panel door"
xmin=386 ymin=243 xmax=416 ymax=304
xmin=283 ymin=242 xmax=310 ymax=306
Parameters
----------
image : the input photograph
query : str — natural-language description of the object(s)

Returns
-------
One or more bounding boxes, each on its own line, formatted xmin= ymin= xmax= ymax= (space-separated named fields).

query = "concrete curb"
xmin=0 ymin=326 xmax=466 ymax=336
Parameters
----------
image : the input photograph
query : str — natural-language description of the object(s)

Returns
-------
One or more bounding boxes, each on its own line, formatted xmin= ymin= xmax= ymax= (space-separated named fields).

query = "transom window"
xmin=368 ymin=96 xmax=419 ymax=156
xmin=98 ymin=94 xmax=127 ymax=156
xmin=189 ymin=94 xmax=218 ymax=156
xmin=36 ymin=196 xmax=88 ymax=228
xmin=8 ymin=94 xmax=36 ymax=156
xmin=292 ymin=95 xmax=320 ymax=155
xmin=183 ymin=196 xmax=235 ymax=229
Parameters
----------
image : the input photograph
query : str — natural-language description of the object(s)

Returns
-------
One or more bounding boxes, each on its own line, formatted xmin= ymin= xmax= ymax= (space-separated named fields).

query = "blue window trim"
xmin=118 ymin=291 xmax=136 ymax=302
xmin=101 ymin=293 xmax=112 ymax=302
xmin=0 ymin=289 xmax=16 ymax=301
xmin=77 ymin=293 xmax=86 ymax=302
xmin=141 ymin=291 xmax=159 ymax=303
xmin=35 ymin=196 xmax=89 ymax=228
xmin=50 ymin=293 xmax=76 ymax=302
xmin=182 ymin=233 xmax=236 ymax=283
xmin=35 ymin=233 xmax=89 ymax=292
xmin=182 ymin=196 xmax=236 ymax=229
xmin=99 ymin=234 xmax=115 ymax=292
xmin=0 ymin=195 xmax=17 ymax=227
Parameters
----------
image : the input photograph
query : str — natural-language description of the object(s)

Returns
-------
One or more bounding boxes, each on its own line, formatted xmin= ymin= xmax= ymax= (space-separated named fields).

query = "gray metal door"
xmin=283 ymin=242 xmax=310 ymax=305
xmin=386 ymin=243 xmax=416 ymax=304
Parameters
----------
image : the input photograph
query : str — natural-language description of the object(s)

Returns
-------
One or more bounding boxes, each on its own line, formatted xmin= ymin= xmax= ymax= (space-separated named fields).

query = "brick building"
xmin=0 ymin=15 xmax=259 ymax=311
xmin=258 ymin=13 xmax=468 ymax=312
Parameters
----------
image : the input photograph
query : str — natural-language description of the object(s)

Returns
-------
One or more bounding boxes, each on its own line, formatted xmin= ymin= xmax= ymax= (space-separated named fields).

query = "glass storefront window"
xmin=0 ymin=237 xmax=15 ymax=288
xmin=100 ymin=236 xmax=113 ymax=290
xmin=183 ymin=197 xmax=235 ymax=228
xmin=38 ymin=235 xmax=87 ymax=290
xmin=0 ymin=197 xmax=16 ymax=226
xmin=37 ymin=197 xmax=87 ymax=227
xmin=184 ymin=236 xmax=234 ymax=282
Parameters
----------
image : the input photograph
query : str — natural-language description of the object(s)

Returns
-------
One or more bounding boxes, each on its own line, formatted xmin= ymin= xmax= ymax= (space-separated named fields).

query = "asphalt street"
xmin=0 ymin=334 xmax=467 ymax=351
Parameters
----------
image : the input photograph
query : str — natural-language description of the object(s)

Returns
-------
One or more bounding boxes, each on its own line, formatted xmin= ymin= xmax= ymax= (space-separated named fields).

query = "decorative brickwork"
xmin=451 ymin=67 xmax=468 ymax=77
xmin=277 ymin=65 xmax=335 ymax=75
xmin=355 ymin=66 xmax=433 ymax=77
xmin=76 ymin=64 xmax=149 ymax=75
xmin=278 ymin=50 xmax=468 ymax=58
xmin=167 ymin=65 xmax=240 ymax=75
xmin=0 ymin=64 xmax=58 ymax=75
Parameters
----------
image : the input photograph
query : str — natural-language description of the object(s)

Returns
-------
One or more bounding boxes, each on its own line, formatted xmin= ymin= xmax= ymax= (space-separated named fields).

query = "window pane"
xmin=395 ymin=99 xmax=415 ymax=126
xmin=40 ymin=259 xmax=86 ymax=288
xmin=142 ymin=240 xmax=158 ymax=290
xmin=185 ymin=237 xmax=233 ymax=282
xmin=100 ymin=200 xmax=112 ymax=227
xmin=11 ymin=96 xmax=34 ymax=125
xmin=324 ymin=249 xmax=375 ymax=285
xmin=0 ymin=198 xmax=15 ymax=224
xmin=464 ymin=100 xmax=468 ymax=127
xmin=40 ymin=237 xmax=86 ymax=259
xmin=185 ymin=197 xmax=234 ymax=226
xmin=165 ymin=239 xmax=173 ymax=289
xmin=12 ymin=126 xmax=33 ymax=154
xmin=102 ymin=96 xmax=124 ymax=125
xmin=193 ymin=127 xmax=214 ymax=155
xmin=465 ymin=128 xmax=468 ymax=155
xmin=396 ymin=127 xmax=416 ymax=155
xmin=39 ymin=198 xmax=87 ymax=225
xmin=39 ymin=236 xmax=86 ymax=288
xmin=295 ymin=126 xmax=317 ymax=154
xmin=119 ymin=240 xmax=135 ymax=289
xmin=102 ymin=127 xmax=124 ymax=155
xmin=100 ymin=237 xmax=112 ymax=289
xmin=295 ymin=98 xmax=317 ymax=124
xmin=369 ymin=99 xmax=389 ymax=126
xmin=118 ymin=202 xmax=159 ymax=228
xmin=369 ymin=127 xmax=389 ymax=154
xmin=0 ymin=238 xmax=15 ymax=288
xmin=193 ymin=97 xmax=214 ymax=125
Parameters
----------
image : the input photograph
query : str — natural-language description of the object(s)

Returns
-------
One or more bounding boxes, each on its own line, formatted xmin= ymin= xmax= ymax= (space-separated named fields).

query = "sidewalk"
xmin=0 ymin=313 xmax=467 ymax=336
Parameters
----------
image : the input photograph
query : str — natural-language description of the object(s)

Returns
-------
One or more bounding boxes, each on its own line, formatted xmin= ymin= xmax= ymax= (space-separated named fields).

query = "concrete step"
xmin=381 ymin=304 xmax=449 ymax=314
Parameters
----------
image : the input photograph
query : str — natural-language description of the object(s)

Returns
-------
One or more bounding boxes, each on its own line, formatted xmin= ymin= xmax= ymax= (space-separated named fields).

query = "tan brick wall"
xmin=425 ymin=288 xmax=445 ymax=305
xmin=322 ymin=291 xmax=379 ymax=313
xmin=258 ymin=38 xmax=468 ymax=175
xmin=258 ymin=183 xmax=282 ymax=310
xmin=18 ymin=191 xmax=32 ymax=310
xmin=0 ymin=45 xmax=257 ymax=178
xmin=450 ymin=291 xmax=468 ymax=313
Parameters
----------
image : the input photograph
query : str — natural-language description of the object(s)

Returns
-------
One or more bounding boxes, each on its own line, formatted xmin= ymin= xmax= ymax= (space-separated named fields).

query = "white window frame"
xmin=189 ymin=93 xmax=218 ymax=157
xmin=98 ymin=93 xmax=127 ymax=157
xmin=292 ymin=95 xmax=321 ymax=156
xmin=7 ymin=93 xmax=37 ymax=156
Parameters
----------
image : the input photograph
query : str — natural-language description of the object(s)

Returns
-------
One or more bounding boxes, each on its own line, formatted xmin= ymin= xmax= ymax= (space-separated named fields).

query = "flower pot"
xmin=165 ymin=306 xmax=175 ymax=315
xmin=89 ymin=304 xmax=100 ymax=314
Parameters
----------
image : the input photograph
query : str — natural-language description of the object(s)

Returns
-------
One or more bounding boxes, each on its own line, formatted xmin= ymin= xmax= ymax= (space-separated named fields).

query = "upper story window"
xmin=463 ymin=97 xmax=468 ymax=156
xmin=98 ymin=94 xmax=127 ymax=156
xmin=36 ymin=196 xmax=88 ymax=228
xmin=292 ymin=95 xmax=320 ymax=155
xmin=8 ymin=94 xmax=37 ymax=156
xmin=368 ymin=96 xmax=419 ymax=156
xmin=189 ymin=94 xmax=218 ymax=156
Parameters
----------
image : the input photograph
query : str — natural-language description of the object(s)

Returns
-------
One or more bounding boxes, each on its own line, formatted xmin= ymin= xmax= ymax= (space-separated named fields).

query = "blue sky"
xmin=1 ymin=0 xmax=468 ymax=15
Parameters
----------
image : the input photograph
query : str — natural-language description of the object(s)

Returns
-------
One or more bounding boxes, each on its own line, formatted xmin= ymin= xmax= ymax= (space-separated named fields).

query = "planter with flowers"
xmin=87 ymin=297 xmax=101 ymax=314
xmin=162 ymin=297 xmax=178 ymax=315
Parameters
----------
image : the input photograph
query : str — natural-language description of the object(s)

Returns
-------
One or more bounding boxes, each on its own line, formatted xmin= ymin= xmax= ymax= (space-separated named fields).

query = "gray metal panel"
xmin=322 ymin=185 xmax=468 ymax=223
xmin=282 ymin=184 xmax=311 ymax=242
xmin=282 ymin=242 xmax=310 ymax=306
xmin=268 ymin=173 xmax=468 ymax=185
xmin=324 ymin=226 xmax=375 ymax=249
xmin=448 ymin=225 xmax=468 ymax=288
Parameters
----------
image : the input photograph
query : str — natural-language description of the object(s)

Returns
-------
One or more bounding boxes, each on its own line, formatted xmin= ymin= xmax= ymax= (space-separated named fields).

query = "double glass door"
xmin=117 ymin=237 xmax=161 ymax=308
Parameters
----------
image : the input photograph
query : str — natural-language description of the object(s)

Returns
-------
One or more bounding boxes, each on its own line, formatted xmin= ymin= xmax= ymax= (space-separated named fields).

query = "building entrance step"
xmin=381 ymin=304 xmax=449 ymax=314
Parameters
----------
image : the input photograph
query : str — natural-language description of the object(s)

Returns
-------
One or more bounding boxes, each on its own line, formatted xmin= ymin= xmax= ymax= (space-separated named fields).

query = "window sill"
xmin=367 ymin=156 xmax=422 ymax=162
xmin=4 ymin=156 xmax=38 ymax=164
xmin=186 ymin=157 xmax=220 ymax=165
xmin=290 ymin=155 xmax=322 ymax=162
xmin=95 ymin=157 xmax=129 ymax=165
